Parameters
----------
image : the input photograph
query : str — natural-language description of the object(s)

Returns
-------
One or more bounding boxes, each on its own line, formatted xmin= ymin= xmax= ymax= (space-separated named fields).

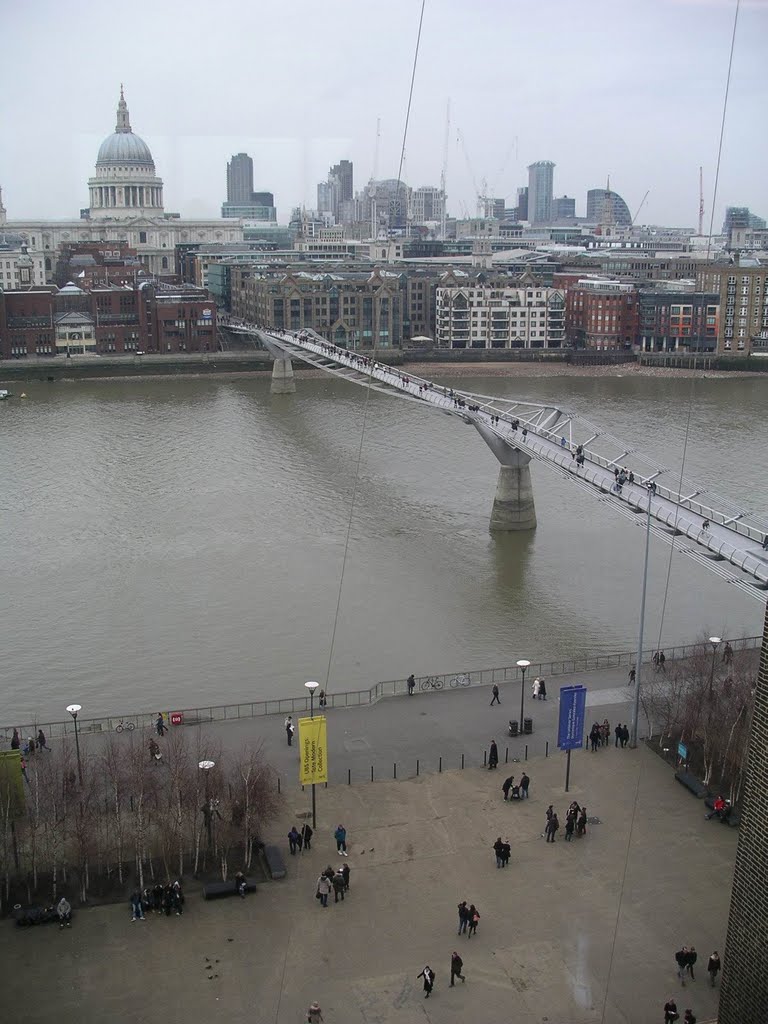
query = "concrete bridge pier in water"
xmin=474 ymin=419 xmax=537 ymax=532
xmin=270 ymin=356 xmax=295 ymax=394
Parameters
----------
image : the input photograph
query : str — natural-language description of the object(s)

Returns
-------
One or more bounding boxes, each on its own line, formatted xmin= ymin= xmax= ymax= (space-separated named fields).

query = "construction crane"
xmin=440 ymin=99 xmax=450 ymax=239
xmin=698 ymin=167 xmax=705 ymax=236
xmin=632 ymin=190 xmax=650 ymax=226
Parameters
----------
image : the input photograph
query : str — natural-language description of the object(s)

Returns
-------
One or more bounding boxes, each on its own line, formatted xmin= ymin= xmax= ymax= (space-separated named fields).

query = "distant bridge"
xmin=226 ymin=320 xmax=768 ymax=601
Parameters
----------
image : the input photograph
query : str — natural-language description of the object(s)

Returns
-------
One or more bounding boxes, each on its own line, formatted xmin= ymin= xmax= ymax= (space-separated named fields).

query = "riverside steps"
xmin=4 ymin=636 xmax=759 ymax=788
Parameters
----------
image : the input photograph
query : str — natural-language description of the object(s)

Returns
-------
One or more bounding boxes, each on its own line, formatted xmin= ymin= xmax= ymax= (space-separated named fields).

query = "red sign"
xmin=170 ymin=712 xmax=184 ymax=726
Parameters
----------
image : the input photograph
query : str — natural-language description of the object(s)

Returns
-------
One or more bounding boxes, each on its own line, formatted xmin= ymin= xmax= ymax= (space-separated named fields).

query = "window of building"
xmin=139 ymin=231 xmax=147 ymax=243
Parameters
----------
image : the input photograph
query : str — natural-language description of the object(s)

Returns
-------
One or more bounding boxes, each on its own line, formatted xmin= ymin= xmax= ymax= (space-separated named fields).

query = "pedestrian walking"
xmin=417 ymin=965 xmax=435 ymax=998
xmin=723 ymin=641 xmax=733 ymax=665
xmin=288 ymin=827 xmax=301 ymax=855
xmin=316 ymin=873 xmax=331 ymax=908
xmin=20 ymin=756 xmax=29 ymax=786
xmin=545 ymin=812 xmax=559 ymax=843
xmin=457 ymin=900 xmax=469 ymax=935
xmin=341 ymin=863 xmax=350 ymax=891
xmin=334 ymin=823 xmax=348 ymax=855
xmin=620 ymin=724 xmax=629 ymax=748
xmin=301 ymin=823 xmax=313 ymax=851
xmin=707 ymin=951 xmax=721 ymax=987
xmin=11 ymin=728 xmax=20 ymax=750
xmin=407 ymin=674 xmax=415 ymax=696
xmin=493 ymin=837 xmax=504 ymax=868
xmin=155 ymin=713 xmax=166 ymax=737
xmin=501 ymin=840 xmax=511 ymax=867
xmin=130 ymin=889 xmax=145 ymax=921
xmin=628 ymin=666 xmax=636 ymax=686
xmin=664 ymin=997 xmax=680 ymax=1022
xmin=653 ymin=651 xmax=661 ymax=671
xmin=37 ymin=728 xmax=48 ymax=751
xmin=675 ymin=946 xmax=688 ymax=985
xmin=307 ymin=1002 xmax=324 ymax=1023
xmin=615 ymin=723 xmax=623 ymax=748
xmin=285 ymin=715 xmax=294 ymax=746
xmin=520 ymin=772 xmax=530 ymax=798
xmin=467 ymin=905 xmax=480 ymax=938
xmin=659 ymin=651 xmax=666 ymax=672
xmin=502 ymin=775 xmax=515 ymax=800
xmin=490 ymin=683 xmax=500 ymax=706
xmin=685 ymin=946 xmax=697 ymax=980
xmin=538 ymin=678 xmax=547 ymax=700
xmin=532 ymin=677 xmax=540 ymax=700
xmin=590 ymin=723 xmax=601 ymax=752
xmin=318 ymin=689 xmax=327 ymax=708
xmin=450 ymin=951 xmax=466 ymax=986
xmin=488 ymin=739 xmax=498 ymax=770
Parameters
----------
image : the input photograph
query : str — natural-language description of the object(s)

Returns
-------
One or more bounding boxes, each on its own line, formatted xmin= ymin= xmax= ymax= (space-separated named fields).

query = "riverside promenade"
xmin=1 ymin=737 xmax=729 ymax=1024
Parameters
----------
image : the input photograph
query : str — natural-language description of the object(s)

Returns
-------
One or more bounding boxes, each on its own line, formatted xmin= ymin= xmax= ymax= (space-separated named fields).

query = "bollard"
xmin=348 ymin=769 xmax=351 ymax=786
xmin=546 ymin=741 xmax=549 ymax=758
xmin=483 ymin=750 xmax=487 ymax=767
xmin=278 ymin=777 xmax=281 ymax=794
xmin=325 ymin=781 xmax=327 ymax=789
xmin=416 ymin=759 xmax=420 ymax=776
xmin=371 ymin=765 xmax=374 ymax=782
xmin=394 ymin=762 xmax=397 ymax=780
xmin=505 ymin=746 xmax=509 ymax=763
xmin=461 ymin=753 xmax=465 ymax=770
xmin=525 ymin=744 xmax=528 ymax=761
xmin=439 ymin=756 xmax=442 ymax=773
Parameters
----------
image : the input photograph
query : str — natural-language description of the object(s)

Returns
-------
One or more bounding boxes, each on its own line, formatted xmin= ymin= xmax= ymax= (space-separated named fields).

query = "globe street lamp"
xmin=66 ymin=704 xmax=83 ymax=785
xmin=517 ymin=660 xmax=531 ymax=734
xmin=198 ymin=759 xmax=216 ymax=848
xmin=708 ymin=636 xmax=722 ymax=700
xmin=305 ymin=681 xmax=319 ymax=829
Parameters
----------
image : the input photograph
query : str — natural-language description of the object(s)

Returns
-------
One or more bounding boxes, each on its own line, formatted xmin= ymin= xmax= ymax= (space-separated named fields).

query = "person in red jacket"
xmin=706 ymin=795 xmax=726 ymax=821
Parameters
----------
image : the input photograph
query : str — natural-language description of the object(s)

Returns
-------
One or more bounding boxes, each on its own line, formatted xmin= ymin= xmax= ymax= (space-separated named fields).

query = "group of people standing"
xmin=287 ymin=824 xmax=314 ymax=854
xmin=315 ymin=863 xmax=350 ymax=907
xmin=129 ymin=880 xmax=184 ymax=920
xmin=544 ymin=802 xmax=588 ymax=843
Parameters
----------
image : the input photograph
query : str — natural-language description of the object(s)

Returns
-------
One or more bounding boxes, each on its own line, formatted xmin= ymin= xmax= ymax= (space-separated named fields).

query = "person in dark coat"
xmin=37 ymin=729 xmax=48 ymax=751
xmin=467 ymin=905 xmax=480 ymax=937
xmin=490 ymin=684 xmax=500 ymax=706
xmin=664 ymin=997 xmax=680 ymax=1022
xmin=520 ymin=772 xmax=530 ymax=798
xmin=450 ymin=951 xmax=465 ymax=985
xmin=288 ymin=827 xmax=300 ymax=855
xmin=493 ymin=837 xmax=504 ymax=868
xmin=155 ymin=714 xmax=166 ymax=737
xmin=707 ymin=951 xmax=721 ymax=987
xmin=488 ymin=740 xmax=498 ymax=770
xmin=332 ymin=869 xmax=345 ymax=903
xmin=341 ymin=863 xmax=350 ymax=891
xmin=457 ymin=900 xmax=469 ymax=935
xmin=615 ymin=723 xmax=623 ymax=748
xmin=621 ymin=724 xmax=630 ymax=748
xmin=545 ymin=813 xmax=559 ymax=843
xmin=538 ymin=678 xmax=547 ymax=700
xmin=11 ymin=729 xmax=20 ymax=750
xmin=417 ymin=966 xmax=434 ymax=998
xmin=501 ymin=841 xmax=511 ymax=867
xmin=407 ymin=674 xmax=415 ymax=696
xmin=502 ymin=775 xmax=515 ymax=800
xmin=685 ymin=947 xmax=697 ymax=980
xmin=675 ymin=947 xmax=688 ymax=985
xmin=301 ymin=823 xmax=313 ymax=850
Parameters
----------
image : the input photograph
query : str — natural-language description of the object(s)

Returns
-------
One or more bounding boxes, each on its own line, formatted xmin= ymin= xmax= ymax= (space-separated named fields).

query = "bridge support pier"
xmin=270 ymin=357 xmax=295 ymax=394
xmin=489 ymin=456 xmax=537 ymax=532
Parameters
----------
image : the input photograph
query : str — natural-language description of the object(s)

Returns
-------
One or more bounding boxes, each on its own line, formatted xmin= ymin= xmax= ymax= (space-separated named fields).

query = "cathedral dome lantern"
xmin=87 ymin=86 xmax=164 ymax=220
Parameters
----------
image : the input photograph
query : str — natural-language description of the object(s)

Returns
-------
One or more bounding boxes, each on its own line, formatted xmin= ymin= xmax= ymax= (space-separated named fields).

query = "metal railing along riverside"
xmin=2 ymin=634 xmax=760 ymax=742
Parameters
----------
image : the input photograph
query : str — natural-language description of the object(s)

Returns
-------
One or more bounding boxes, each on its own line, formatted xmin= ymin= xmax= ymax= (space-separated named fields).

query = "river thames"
xmin=1 ymin=370 xmax=766 ymax=721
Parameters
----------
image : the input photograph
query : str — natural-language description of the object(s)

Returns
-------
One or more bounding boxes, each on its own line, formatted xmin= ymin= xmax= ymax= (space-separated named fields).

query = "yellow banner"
xmin=298 ymin=716 xmax=328 ymax=785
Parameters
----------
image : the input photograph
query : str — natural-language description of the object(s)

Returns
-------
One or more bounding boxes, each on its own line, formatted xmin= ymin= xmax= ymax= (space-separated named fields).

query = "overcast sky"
xmin=2 ymin=0 xmax=766 ymax=229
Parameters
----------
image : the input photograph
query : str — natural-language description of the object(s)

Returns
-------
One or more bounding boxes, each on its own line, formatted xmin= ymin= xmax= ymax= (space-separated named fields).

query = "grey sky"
xmin=2 ymin=0 xmax=766 ymax=228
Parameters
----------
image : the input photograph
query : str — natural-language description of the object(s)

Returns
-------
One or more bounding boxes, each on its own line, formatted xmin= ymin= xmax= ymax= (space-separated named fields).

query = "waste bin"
xmin=509 ymin=720 xmax=519 ymax=737
xmin=523 ymin=717 xmax=533 ymax=735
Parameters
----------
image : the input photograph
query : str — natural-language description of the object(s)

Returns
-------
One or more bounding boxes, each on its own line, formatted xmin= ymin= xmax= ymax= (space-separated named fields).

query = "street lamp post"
xmin=305 ymin=681 xmax=319 ymax=830
xmin=66 ymin=704 xmax=83 ymax=785
xmin=708 ymin=636 xmax=722 ymax=700
xmin=517 ymin=660 xmax=531 ymax=734
xmin=198 ymin=759 xmax=215 ymax=848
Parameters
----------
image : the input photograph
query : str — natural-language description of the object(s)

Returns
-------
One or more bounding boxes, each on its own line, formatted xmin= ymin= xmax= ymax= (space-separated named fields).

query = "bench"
xmin=13 ymin=905 xmax=72 ymax=927
xmin=202 ymin=879 xmax=257 ymax=900
xmin=674 ymin=770 xmax=710 ymax=799
xmin=262 ymin=844 xmax=286 ymax=880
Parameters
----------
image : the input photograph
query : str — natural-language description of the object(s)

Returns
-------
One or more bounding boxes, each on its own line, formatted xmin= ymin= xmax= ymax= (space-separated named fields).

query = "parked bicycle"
xmin=115 ymin=720 xmax=135 ymax=733
xmin=449 ymin=674 xmax=471 ymax=687
xmin=420 ymin=677 xmax=444 ymax=691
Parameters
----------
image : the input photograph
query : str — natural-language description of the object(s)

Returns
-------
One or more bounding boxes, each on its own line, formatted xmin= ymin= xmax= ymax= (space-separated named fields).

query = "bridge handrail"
xmin=3 ymin=634 xmax=760 ymax=741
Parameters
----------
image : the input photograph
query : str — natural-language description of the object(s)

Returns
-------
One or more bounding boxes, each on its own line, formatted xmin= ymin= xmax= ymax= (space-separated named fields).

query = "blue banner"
xmin=558 ymin=685 xmax=587 ymax=751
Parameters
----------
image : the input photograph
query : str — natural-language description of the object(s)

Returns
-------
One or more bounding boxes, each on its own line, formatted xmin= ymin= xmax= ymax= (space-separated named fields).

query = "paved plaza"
xmin=2 ymin=727 xmax=731 ymax=1024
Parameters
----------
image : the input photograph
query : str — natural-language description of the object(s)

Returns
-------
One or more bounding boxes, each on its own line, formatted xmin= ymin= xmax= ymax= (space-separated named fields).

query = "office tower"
xmin=226 ymin=153 xmax=254 ymax=205
xmin=527 ymin=161 xmax=555 ymax=224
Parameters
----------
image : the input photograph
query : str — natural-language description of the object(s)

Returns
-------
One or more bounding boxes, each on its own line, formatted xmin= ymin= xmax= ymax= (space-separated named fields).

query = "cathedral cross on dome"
xmin=115 ymin=85 xmax=132 ymax=134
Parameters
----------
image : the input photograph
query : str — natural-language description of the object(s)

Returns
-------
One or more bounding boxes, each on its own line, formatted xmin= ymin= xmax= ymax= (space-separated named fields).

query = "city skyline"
xmin=1 ymin=0 xmax=766 ymax=227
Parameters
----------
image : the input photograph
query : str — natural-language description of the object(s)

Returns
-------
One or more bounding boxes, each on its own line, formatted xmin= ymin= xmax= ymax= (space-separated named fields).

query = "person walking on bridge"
xmin=285 ymin=715 xmax=294 ymax=746
xmin=407 ymin=674 xmax=415 ymax=696
xmin=628 ymin=666 xmax=636 ymax=685
xmin=490 ymin=684 xmax=501 ymax=706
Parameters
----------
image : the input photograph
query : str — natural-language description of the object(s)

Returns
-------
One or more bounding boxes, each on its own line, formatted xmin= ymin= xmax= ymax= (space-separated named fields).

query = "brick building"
xmin=0 ymin=281 xmax=216 ymax=359
xmin=565 ymin=278 xmax=638 ymax=349
xmin=719 ymin=599 xmax=768 ymax=1023
xmin=696 ymin=263 xmax=768 ymax=353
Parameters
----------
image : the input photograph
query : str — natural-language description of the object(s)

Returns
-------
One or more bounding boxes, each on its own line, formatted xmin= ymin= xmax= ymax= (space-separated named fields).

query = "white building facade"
xmin=436 ymin=280 xmax=565 ymax=348
xmin=3 ymin=88 xmax=243 ymax=280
